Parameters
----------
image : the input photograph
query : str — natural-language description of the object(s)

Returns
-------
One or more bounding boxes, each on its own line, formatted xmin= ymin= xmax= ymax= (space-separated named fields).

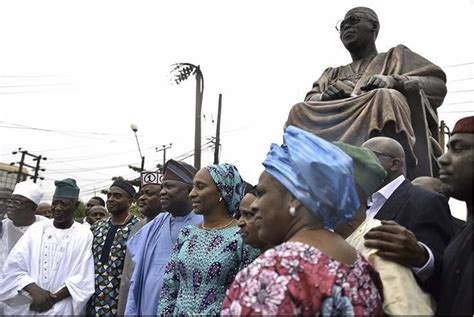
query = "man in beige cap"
xmin=0 ymin=181 xmax=46 ymax=270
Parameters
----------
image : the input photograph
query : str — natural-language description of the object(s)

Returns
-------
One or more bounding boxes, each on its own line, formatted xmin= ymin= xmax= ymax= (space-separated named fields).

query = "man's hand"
xmin=24 ymin=283 xmax=56 ymax=313
xmin=364 ymin=220 xmax=429 ymax=268
xmin=361 ymin=75 xmax=398 ymax=91
xmin=321 ymin=81 xmax=353 ymax=101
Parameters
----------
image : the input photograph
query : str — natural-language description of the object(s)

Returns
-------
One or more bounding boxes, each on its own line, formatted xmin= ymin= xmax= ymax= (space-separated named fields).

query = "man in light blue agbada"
xmin=124 ymin=160 xmax=202 ymax=316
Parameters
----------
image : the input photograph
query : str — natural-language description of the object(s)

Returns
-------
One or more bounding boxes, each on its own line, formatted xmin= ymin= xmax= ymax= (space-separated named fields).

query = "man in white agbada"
xmin=0 ymin=178 xmax=95 ymax=315
xmin=0 ymin=181 xmax=46 ymax=270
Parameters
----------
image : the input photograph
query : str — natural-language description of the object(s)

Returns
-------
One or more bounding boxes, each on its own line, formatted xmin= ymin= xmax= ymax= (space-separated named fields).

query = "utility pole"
xmin=156 ymin=143 xmax=173 ymax=172
xmin=170 ymin=63 xmax=204 ymax=170
xmin=11 ymin=149 xmax=47 ymax=183
xmin=214 ymin=94 xmax=222 ymax=164
xmin=439 ymin=120 xmax=450 ymax=152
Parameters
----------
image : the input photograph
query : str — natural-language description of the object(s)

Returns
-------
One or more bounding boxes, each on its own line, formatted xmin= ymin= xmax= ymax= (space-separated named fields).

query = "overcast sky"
xmin=1 ymin=0 xmax=473 ymax=217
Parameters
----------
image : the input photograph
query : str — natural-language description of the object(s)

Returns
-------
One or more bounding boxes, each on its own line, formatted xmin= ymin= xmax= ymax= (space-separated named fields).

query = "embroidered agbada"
xmin=0 ymin=215 xmax=47 ymax=270
xmin=0 ymin=219 xmax=94 ymax=315
xmin=222 ymin=241 xmax=383 ymax=316
xmin=86 ymin=215 xmax=139 ymax=316
xmin=286 ymin=45 xmax=447 ymax=164
xmin=124 ymin=212 xmax=203 ymax=316
xmin=159 ymin=226 xmax=260 ymax=316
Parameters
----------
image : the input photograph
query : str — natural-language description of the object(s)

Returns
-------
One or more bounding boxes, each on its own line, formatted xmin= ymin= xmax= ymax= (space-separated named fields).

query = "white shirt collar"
xmin=367 ymin=174 xmax=405 ymax=205
xmin=378 ymin=174 xmax=406 ymax=200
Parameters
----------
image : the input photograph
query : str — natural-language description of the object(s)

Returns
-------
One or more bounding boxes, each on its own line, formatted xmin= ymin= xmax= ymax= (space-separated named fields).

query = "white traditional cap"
xmin=12 ymin=181 xmax=43 ymax=205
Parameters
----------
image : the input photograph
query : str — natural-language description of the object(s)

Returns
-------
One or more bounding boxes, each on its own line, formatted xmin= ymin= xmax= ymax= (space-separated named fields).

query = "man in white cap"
xmin=0 ymin=178 xmax=95 ymax=315
xmin=0 ymin=181 xmax=46 ymax=270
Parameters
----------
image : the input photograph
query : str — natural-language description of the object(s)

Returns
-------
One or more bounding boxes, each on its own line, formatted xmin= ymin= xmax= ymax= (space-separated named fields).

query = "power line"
xmin=48 ymin=146 xmax=156 ymax=163
xmin=0 ymin=121 xmax=125 ymax=137
xmin=442 ymin=101 xmax=474 ymax=106
xmin=443 ymin=62 xmax=474 ymax=68
xmin=448 ymin=89 xmax=474 ymax=94
xmin=439 ymin=110 xmax=474 ymax=114
xmin=448 ymin=77 xmax=474 ymax=83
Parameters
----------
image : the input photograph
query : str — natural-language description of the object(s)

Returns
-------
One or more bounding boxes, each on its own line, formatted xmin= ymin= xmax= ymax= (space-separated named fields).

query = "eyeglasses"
xmin=335 ymin=16 xmax=375 ymax=33
xmin=6 ymin=198 xmax=33 ymax=206
xmin=371 ymin=150 xmax=396 ymax=159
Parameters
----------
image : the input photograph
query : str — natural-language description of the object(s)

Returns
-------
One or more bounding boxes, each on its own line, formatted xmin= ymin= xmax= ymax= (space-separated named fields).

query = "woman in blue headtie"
xmin=221 ymin=126 xmax=383 ymax=316
xmin=159 ymin=163 xmax=259 ymax=316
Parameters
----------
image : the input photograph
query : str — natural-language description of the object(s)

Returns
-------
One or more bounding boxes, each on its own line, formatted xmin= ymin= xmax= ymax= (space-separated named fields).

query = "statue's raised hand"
xmin=361 ymin=75 xmax=398 ymax=91
xmin=321 ymin=81 xmax=353 ymax=101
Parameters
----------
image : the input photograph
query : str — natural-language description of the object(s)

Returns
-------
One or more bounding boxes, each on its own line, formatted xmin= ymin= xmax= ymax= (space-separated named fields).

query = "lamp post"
xmin=170 ymin=63 xmax=204 ymax=169
xmin=130 ymin=124 xmax=145 ymax=173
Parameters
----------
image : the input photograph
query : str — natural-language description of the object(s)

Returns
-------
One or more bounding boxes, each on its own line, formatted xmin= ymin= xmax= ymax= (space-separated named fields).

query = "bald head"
xmin=362 ymin=137 xmax=406 ymax=183
xmin=412 ymin=176 xmax=446 ymax=196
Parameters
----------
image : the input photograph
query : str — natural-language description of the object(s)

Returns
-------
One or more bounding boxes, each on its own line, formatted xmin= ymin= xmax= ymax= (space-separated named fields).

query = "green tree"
xmin=74 ymin=200 xmax=86 ymax=219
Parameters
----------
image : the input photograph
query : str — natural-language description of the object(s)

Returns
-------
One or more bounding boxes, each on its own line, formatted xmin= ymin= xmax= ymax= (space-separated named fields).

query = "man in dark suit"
xmin=436 ymin=116 xmax=473 ymax=315
xmin=362 ymin=136 xmax=455 ymax=298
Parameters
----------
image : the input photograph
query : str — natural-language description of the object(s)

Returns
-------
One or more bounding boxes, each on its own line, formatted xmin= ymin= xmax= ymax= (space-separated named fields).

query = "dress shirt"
xmin=366 ymin=175 xmax=434 ymax=280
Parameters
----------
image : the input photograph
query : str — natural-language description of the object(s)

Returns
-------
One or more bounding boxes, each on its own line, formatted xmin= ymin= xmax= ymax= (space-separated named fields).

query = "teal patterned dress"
xmin=159 ymin=225 xmax=260 ymax=316
xmin=85 ymin=215 xmax=139 ymax=316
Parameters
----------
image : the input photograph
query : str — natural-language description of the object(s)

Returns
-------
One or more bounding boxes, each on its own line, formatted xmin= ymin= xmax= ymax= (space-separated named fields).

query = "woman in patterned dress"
xmin=159 ymin=163 xmax=260 ymax=316
xmin=221 ymin=126 xmax=384 ymax=316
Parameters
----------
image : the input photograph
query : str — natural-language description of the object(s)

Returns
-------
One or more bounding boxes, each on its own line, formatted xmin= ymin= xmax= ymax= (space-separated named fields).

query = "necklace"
xmin=201 ymin=218 xmax=236 ymax=230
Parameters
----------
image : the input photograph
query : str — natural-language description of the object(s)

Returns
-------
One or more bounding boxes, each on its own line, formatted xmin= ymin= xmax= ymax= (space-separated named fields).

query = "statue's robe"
xmin=286 ymin=45 xmax=447 ymax=165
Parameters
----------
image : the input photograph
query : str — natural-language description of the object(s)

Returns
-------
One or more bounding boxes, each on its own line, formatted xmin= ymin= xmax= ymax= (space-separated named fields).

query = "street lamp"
xmin=170 ymin=63 xmax=204 ymax=169
xmin=130 ymin=124 xmax=145 ymax=173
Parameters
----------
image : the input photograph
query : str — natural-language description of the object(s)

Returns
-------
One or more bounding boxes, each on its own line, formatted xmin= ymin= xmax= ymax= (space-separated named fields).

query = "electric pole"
xmin=170 ymin=63 xmax=204 ymax=170
xmin=214 ymin=94 xmax=222 ymax=164
xmin=156 ymin=143 xmax=173 ymax=172
xmin=10 ymin=149 xmax=47 ymax=183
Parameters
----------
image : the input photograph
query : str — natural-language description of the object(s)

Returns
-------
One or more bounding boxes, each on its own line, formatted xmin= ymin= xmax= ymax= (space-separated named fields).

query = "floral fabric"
xmin=159 ymin=225 xmax=260 ymax=316
xmin=222 ymin=241 xmax=383 ymax=316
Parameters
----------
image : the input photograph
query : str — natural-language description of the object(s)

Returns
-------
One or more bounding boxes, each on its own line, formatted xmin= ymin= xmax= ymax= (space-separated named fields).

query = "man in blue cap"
xmin=123 ymin=160 xmax=202 ymax=316
xmin=86 ymin=179 xmax=139 ymax=317
xmin=0 ymin=178 xmax=95 ymax=315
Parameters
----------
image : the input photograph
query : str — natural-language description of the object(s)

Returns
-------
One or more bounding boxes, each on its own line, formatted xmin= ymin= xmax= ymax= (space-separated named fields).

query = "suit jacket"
xmin=375 ymin=179 xmax=455 ymax=298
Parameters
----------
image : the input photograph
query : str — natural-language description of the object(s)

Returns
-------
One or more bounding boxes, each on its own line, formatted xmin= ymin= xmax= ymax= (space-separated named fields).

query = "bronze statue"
xmin=286 ymin=7 xmax=447 ymax=169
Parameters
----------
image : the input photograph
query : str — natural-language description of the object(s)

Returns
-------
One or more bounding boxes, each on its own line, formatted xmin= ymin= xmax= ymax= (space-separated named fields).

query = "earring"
xmin=219 ymin=197 xmax=223 ymax=202
xmin=289 ymin=206 xmax=296 ymax=216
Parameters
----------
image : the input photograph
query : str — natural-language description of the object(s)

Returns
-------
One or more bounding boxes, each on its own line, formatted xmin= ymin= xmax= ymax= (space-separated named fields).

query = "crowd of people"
xmin=0 ymin=6 xmax=472 ymax=316
xmin=0 ymin=116 xmax=472 ymax=316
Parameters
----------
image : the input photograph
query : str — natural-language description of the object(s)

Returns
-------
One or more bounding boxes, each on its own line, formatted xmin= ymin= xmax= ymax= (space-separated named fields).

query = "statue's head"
xmin=338 ymin=7 xmax=380 ymax=52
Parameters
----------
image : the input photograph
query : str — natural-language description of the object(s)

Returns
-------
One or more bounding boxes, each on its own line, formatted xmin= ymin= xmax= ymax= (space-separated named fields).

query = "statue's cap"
xmin=345 ymin=7 xmax=378 ymax=22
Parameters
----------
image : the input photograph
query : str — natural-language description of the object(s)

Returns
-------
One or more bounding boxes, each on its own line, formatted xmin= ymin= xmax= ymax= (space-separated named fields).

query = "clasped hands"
xmin=320 ymin=75 xmax=398 ymax=101
xmin=25 ymin=283 xmax=59 ymax=313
